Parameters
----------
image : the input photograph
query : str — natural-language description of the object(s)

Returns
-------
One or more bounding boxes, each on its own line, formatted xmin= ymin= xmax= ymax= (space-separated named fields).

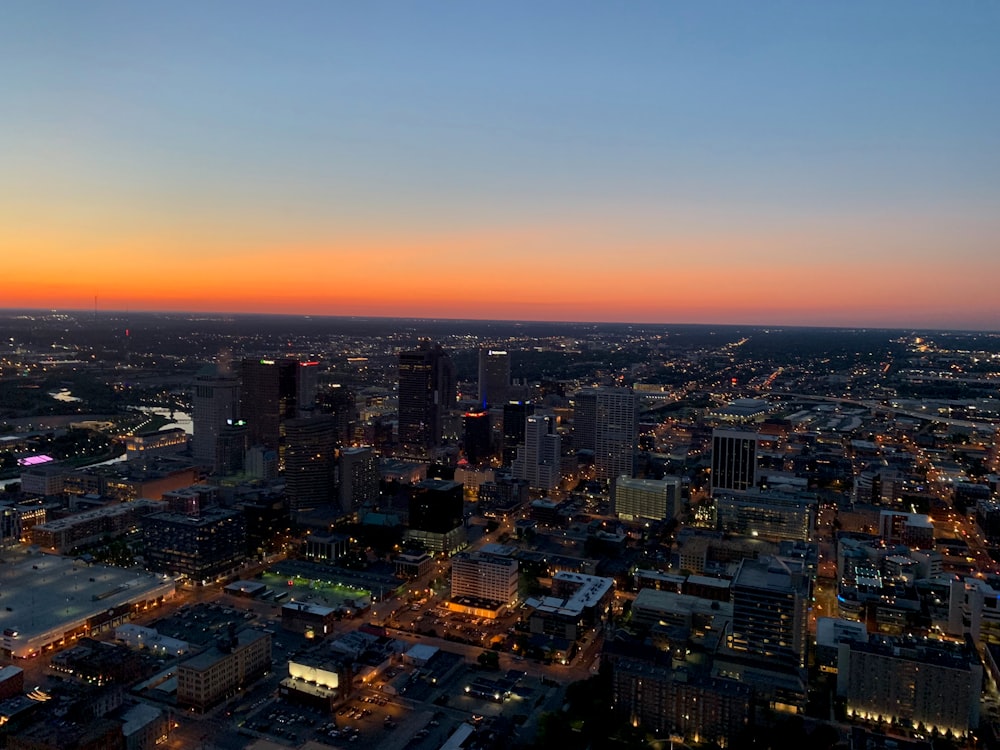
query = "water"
xmin=48 ymin=388 xmax=82 ymax=403
xmin=136 ymin=407 xmax=193 ymax=435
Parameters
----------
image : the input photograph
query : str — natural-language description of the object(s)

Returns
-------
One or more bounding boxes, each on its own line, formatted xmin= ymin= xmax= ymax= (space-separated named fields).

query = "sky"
xmin=2 ymin=2 xmax=999 ymax=330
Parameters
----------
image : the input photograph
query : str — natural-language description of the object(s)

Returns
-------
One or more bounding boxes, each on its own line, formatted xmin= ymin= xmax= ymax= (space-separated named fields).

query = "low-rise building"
xmin=176 ymin=629 xmax=271 ymax=712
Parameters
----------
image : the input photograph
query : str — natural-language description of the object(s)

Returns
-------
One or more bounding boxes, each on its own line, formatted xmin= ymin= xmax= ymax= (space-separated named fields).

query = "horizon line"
xmin=1 ymin=306 xmax=997 ymax=336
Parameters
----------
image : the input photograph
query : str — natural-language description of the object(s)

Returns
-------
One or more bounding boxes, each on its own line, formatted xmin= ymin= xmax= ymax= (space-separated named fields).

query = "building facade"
xmin=449 ymin=550 xmax=519 ymax=614
xmin=177 ymin=630 xmax=271 ymax=711
xmin=192 ymin=373 xmax=241 ymax=472
xmin=728 ymin=556 xmax=810 ymax=670
xmin=711 ymin=429 xmax=760 ymax=496
xmin=512 ymin=413 xmax=561 ymax=491
xmin=397 ymin=342 xmax=455 ymax=453
xmin=613 ymin=475 xmax=681 ymax=522
xmin=142 ymin=508 xmax=247 ymax=583
xmin=477 ymin=348 xmax=511 ymax=408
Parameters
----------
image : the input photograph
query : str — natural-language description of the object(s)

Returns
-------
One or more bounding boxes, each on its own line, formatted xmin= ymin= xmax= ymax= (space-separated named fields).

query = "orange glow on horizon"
xmin=4 ymin=219 xmax=999 ymax=329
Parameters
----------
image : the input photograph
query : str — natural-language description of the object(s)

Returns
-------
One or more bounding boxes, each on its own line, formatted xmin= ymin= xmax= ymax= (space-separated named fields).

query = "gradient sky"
xmin=3 ymin=2 xmax=999 ymax=329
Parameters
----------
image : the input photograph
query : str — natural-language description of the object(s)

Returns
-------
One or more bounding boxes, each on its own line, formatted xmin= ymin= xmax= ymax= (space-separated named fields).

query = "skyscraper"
xmin=192 ymin=372 xmax=241 ymax=473
xmin=728 ymin=556 xmax=810 ymax=670
xmin=477 ymin=348 xmax=511 ymax=408
xmin=710 ymin=428 xmax=760 ymax=496
xmin=575 ymin=388 xmax=638 ymax=482
xmin=397 ymin=342 xmax=455 ymax=453
xmin=613 ymin=475 xmax=681 ymax=521
xmin=501 ymin=400 xmax=534 ymax=466
xmin=462 ymin=409 xmax=492 ymax=465
xmin=240 ymin=358 xmax=319 ymax=450
xmin=283 ymin=415 xmax=338 ymax=514
xmin=338 ymin=446 xmax=379 ymax=514
xmin=512 ymin=412 xmax=561 ymax=491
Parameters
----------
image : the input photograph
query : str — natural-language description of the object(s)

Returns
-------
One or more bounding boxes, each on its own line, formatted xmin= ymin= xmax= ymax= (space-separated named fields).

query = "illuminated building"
xmin=177 ymin=629 xmax=271 ymax=712
xmin=501 ymin=400 xmax=534 ymax=466
xmin=574 ymin=388 xmax=638 ymax=482
xmin=29 ymin=498 xmax=165 ymax=554
xmin=404 ymin=478 xmax=466 ymax=554
xmin=448 ymin=550 xmax=519 ymax=617
xmin=462 ymin=409 xmax=492 ymax=465
xmin=608 ymin=643 xmax=751 ymax=747
xmin=477 ymin=348 xmax=510 ymax=408
xmin=283 ymin=415 xmax=338 ymax=514
xmin=397 ymin=342 xmax=455 ymax=453
xmin=728 ymin=556 xmax=810 ymax=670
xmin=710 ymin=428 xmax=761 ymax=496
xmin=613 ymin=475 xmax=681 ymax=522
xmin=838 ymin=635 xmax=981 ymax=738
xmin=192 ymin=372 xmax=241 ymax=472
xmin=125 ymin=427 xmax=188 ymax=463
xmin=714 ymin=488 xmax=816 ymax=542
xmin=142 ymin=507 xmax=247 ymax=583
xmin=511 ymin=412 xmax=561 ymax=491
xmin=338 ymin=446 xmax=379 ymax=514
xmin=239 ymin=358 xmax=319 ymax=451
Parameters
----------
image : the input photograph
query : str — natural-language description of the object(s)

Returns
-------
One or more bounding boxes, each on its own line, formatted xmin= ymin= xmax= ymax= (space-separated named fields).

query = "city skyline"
xmin=3 ymin=2 xmax=999 ymax=330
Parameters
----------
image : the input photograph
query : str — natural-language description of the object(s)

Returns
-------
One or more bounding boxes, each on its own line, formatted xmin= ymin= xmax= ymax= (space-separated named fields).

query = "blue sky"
xmin=3 ymin=2 xmax=999 ymax=328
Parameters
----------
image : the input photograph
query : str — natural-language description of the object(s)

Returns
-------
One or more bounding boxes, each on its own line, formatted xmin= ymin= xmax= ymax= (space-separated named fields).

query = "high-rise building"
xmin=607 ymin=643 xmax=752 ymax=747
xmin=710 ymin=428 xmax=760 ymax=496
xmin=192 ymin=373 xmax=241 ymax=472
xmin=838 ymin=635 xmax=981 ymax=739
xmin=338 ymin=446 xmax=379 ymax=514
xmin=501 ymin=401 xmax=534 ymax=466
xmin=316 ymin=384 xmax=356 ymax=444
xmin=574 ymin=388 xmax=638 ymax=482
xmin=142 ymin=507 xmax=247 ymax=583
xmin=477 ymin=348 xmax=511 ymax=408
xmin=728 ymin=556 xmax=810 ymax=670
xmin=405 ymin=478 xmax=466 ymax=554
xmin=240 ymin=358 xmax=319 ymax=451
xmin=512 ymin=412 xmax=561 ymax=491
xmin=572 ymin=389 xmax=598 ymax=454
xmin=462 ymin=409 xmax=492 ymax=465
xmin=714 ymin=488 xmax=816 ymax=542
xmin=397 ymin=342 xmax=455 ymax=453
xmin=613 ymin=475 xmax=681 ymax=522
xmin=283 ymin=415 xmax=338 ymax=514
xmin=449 ymin=549 xmax=519 ymax=614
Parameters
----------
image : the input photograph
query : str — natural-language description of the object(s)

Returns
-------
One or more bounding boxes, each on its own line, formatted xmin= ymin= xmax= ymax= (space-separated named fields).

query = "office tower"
xmin=405 ymin=478 xmax=466 ymax=553
xmin=714 ymin=488 xmax=816 ymax=542
xmin=728 ymin=556 xmax=810 ymax=669
xmin=283 ymin=415 xmax=338 ymax=514
xmin=397 ymin=342 xmax=455 ymax=452
xmin=613 ymin=475 xmax=681 ymax=521
xmin=408 ymin=478 xmax=464 ymax=533
xmin=192 ymin=372 xmax=241 ymax=472
xmin=512 ymin=412 xmax=561 ymax=491
xmin=572 ymin=389 xmax=598 ymax=453
xmin=239 ymin=358 xmax=319 ymax=450
xmin=450 ymin=550 xmax=519 ymax=612
xmin=710 ymin=428 xmax=760 ymax=496
xmin=338 ymin=446 xmax=379 ymax=514
xmin=477 ymin=348 xmax=511 ymax=408
xmin=502 ymin=400 xmax=534 ymax=466
xmin=216 ymin=420 xmax=247 ymax=474
xmin=462 ymin=409 xmax=492 ymax=465
xmin=317 ymin=384 xmax=356 ymax=443
xmin=575 ymin=388 xmax=638 ymax=482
